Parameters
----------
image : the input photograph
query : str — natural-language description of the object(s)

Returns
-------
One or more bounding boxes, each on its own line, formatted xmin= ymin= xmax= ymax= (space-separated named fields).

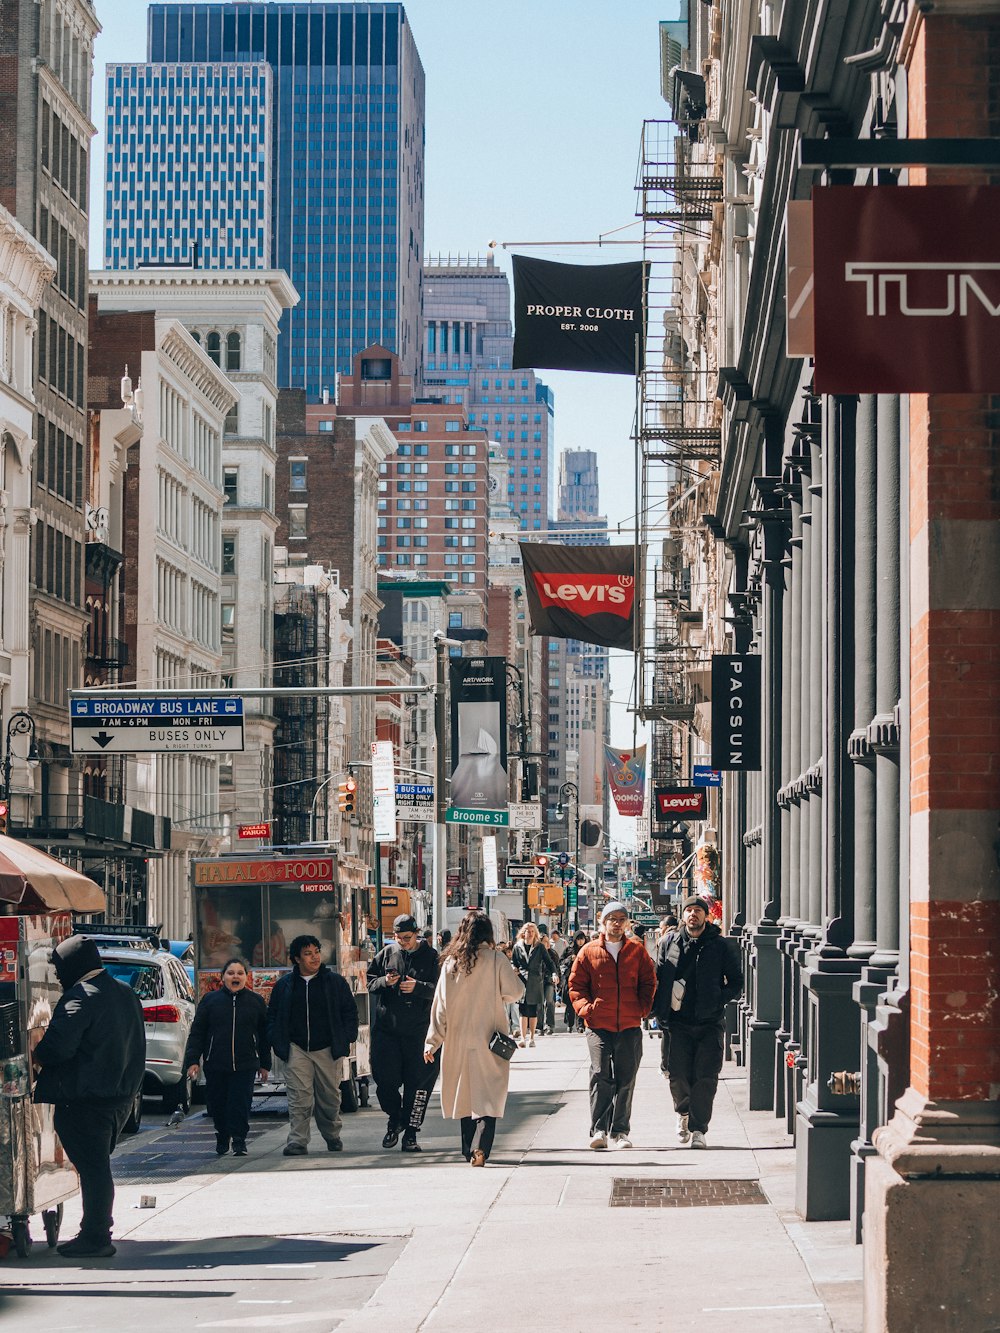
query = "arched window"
xmin=206 ymin=332 xmax=221 ymax=366
xmin=190 ymin=330 xmax=201 ymax=345
xmin=226 ymin=331 xmax=241 ymax=371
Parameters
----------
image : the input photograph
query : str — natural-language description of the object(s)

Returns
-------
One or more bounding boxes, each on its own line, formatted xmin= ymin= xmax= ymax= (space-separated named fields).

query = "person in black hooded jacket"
xmin=32 ymin=934 xmax=145 ymax=1259
xmin=184 ymin=957 xmax=270 ymax=1157
xmin=367 ymin=914 xmax=440 ymax=1152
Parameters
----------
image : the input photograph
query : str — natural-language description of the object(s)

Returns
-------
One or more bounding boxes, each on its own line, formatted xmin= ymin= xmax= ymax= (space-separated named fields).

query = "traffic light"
xmin=533 ymin=853 xmax=549 ymax=872
xmin=337 ymin=776 xmax=357 ymax=816
xmin=0 ymin=799 xmax=7 ymax=836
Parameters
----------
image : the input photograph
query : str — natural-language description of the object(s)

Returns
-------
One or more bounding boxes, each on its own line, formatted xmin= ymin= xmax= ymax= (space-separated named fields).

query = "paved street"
xmin=0 ymin=1028 xmax=862 ymax=1331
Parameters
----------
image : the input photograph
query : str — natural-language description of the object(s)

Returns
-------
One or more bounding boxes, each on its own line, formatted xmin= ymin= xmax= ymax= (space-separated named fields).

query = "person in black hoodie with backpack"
xmin=184 ymin=957 xmax=270 ymax=1156
xmin=367 ymin=914 xmax=440 ymax=1152
xmin=654 ymin=896 xmax=743 ymax=1150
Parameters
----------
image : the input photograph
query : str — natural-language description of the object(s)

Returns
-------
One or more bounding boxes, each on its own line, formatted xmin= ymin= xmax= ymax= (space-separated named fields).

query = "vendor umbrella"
xmin=0 ymin=835 xmax=105 ymax=913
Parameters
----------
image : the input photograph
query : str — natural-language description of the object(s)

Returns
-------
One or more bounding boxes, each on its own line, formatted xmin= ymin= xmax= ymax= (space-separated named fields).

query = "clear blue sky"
xmin=90 ymin=0 xmax=670 ymax=850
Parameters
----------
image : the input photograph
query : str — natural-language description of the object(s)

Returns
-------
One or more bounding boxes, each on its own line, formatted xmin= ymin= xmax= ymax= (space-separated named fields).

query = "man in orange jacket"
xmin=569 ymin=901 xmax=657 ymax=1150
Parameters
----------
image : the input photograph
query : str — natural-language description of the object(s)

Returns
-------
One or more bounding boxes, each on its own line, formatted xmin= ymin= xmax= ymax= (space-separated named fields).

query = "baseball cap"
xmin=393 ymin=914 xmax=419 ymax=933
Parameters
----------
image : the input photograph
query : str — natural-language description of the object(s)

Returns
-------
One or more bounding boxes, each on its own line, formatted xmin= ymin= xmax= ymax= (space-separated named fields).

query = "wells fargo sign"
xmin=812 ymin=185 xmax=1000 ymax=393
xmin=192 ymin=856 xmax=334 ymax=886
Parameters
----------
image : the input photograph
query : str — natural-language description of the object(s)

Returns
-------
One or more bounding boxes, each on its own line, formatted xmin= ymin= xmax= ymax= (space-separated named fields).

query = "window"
xmin=461 ymin=572 xmax=477 ymax=584
xmin=223 ymin=467 xmax=238 ymax=505
xmin=445 ymin=462 xmax=459 ymax=475
xmin=221 ymin=603 xmax=236 ymax=642
xmin=224 ymin=402 xmax=238 ymax=434
xmin=318 ymin=419 xmax=334 ymax=432
xmin=288 ymin=506 xmax=307 ymax=539
xmin=396 ymin=443 xmax=411 ymax=456
xmin=461 ymin=463 xmax=476 ymax=475
xmin=461 ymin=482 xmax=476 ymax=493
xmin=445 ymin=482 xmax=459 ymax=493
xmin=206 ymin=331 xmax=221 ymax=366
xmin=414 ymin=420 xmax=428 ymax=433
xmin=462 ymin=445 xmax=477 ymax=457
xmin=226 ymin=331 xmax=241 ymax=371
xmin=289 ymin=459 xmax=307 ymax=491
xmin=222 ymin=536 xmax=236 ymax=575
xmin=445 ymin=420 xmax=460 ymax=432
xmin=397 ymin=498 xmax=411 ymax=510
xmin=449 ymin=611 xmax=464 ymax=628
xmin=461 ymin=500 xmax=477 ymax=511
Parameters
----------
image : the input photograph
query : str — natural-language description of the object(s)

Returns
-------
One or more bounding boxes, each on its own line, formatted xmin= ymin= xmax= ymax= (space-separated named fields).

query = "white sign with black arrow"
xmin=70 ymin=696 xmax=244 ymax=754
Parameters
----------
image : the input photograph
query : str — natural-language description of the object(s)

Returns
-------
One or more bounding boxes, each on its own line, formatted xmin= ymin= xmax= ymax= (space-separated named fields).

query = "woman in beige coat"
xmin=424 ymin=911 xmax=524 ymax=1165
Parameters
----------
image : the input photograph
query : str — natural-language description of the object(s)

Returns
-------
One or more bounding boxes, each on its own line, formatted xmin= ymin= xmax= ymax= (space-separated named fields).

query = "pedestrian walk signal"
xmin=0 ymin=799 xmax=7 ymax=835
xmin=338 ymin=777 xmax=357 ymax=816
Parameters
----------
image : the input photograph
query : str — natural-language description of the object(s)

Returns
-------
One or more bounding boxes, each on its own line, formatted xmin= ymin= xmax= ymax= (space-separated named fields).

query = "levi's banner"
xmin=812 ymin=185 xmax=1000 ymax=393
xmin=519 ymin=542 xmax=636 ymax=650
xmin=653 ymin=787 xmax=707 ymax=820
xmin=511 ymin=255 xmax=646 ymax=375
xmin=710 ymin=654 xmax=761 ymax=772
xmin=604 ymin=744 xmax=647 ymax=818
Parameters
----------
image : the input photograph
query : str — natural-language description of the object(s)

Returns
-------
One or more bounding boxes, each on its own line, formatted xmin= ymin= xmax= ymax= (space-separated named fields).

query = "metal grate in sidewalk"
xmin=610 ymin=1177 xmax=768 ymax=1207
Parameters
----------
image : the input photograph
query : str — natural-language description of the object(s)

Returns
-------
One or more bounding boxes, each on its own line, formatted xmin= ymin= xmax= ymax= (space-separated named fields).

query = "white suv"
xmin=97 ymin=945 xmax=196 ymax=1124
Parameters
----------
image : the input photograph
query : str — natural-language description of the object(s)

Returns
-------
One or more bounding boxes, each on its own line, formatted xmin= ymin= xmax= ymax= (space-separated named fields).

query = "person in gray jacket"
xmin=33 ymin=935 xmax=145 ymax=1258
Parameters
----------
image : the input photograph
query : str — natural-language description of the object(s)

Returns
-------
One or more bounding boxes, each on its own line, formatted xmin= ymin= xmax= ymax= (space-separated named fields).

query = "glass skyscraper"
xmin=105 ymin=62 xmax=273 ymax=271
xmin=143 ymin=3 xmax=425 ymax=394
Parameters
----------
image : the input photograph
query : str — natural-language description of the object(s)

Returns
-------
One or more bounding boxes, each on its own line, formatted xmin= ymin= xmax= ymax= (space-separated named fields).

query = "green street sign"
xmin=632 ymin=911 xmax=661 ymax=927
xmin=622 ymin=880 xmax=634 ymax=897
xmin=568 ymin=884 xmax=578 ymax=909
xmin=446 ymin=807 xmax=510 ymax=827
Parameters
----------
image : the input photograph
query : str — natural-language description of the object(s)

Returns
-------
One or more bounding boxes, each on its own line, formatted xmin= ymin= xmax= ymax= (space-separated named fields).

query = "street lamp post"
xmin=556 ymin=780 xmax=580 ymax=931
xmin=2 ymin=711 xmax=38 ymax=832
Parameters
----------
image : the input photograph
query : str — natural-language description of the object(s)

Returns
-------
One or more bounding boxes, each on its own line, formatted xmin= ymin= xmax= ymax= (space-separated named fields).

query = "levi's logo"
xmin=532 ymin=572 xmax=634 ymax=617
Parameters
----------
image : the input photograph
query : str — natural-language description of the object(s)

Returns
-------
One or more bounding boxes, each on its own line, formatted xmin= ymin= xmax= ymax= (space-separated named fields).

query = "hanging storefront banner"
xmin=449 ymin=657 xmax=509 ymax=816
xmin=812 ymin=185 xmax=1000 ymax=393
xmin=710 ymin=654 xmax=761 ymax=772
xmin=371 ymin=739 xmax=397 ymax=844
xmin=653 ymin=787 xmax=707 ymax=820
xmin=604 ymin=744 xmax=647 ymax=817
xmin=511 ymin=255 xmax=646 ymax=375
xmin=519 ymin=542 xmax=636 ymax=650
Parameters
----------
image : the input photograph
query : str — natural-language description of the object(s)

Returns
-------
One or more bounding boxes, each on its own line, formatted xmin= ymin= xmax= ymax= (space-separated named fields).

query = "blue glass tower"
xmin=145 ymin=2 xmax=425 ymax=395
xmin=105 ymin=62 xmax=273 ymax=271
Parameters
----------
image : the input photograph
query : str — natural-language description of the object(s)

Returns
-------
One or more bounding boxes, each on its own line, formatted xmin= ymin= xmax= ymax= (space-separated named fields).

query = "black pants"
xmin=54 ymin=1099 xmax=130 ymax=1244
xmin=666 ymin=1020 xmax=725 ymax=1133
xmin=586 ymin=1027 xmax=643 ymax=1136
xmin=371 ymin=1027 xmax=439 ymax=1133
xmin=460 ymin=1115 xmax=497 ymax=1160
xmin=205 ymin=1068 xmax=256 ymax=1141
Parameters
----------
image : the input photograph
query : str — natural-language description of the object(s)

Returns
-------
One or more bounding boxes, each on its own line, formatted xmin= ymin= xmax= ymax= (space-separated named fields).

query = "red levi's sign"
xmin=653 ymin=787 xmax=707 ymax=820
xmin=812 ymin=185 xmax=1000 ymax=393
xmin=519 ymin=542 xmax=636 ymax=650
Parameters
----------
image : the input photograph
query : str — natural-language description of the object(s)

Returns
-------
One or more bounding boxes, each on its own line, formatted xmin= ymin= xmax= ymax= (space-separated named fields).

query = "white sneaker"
xmin=676 ymin=1114 xmax=691 ymax=1144
xmin=611 ymin=1134 xmax=633 ymax=1149
xmin=690 ymin=1130 xmax=707 ymax=1149
xmin=589 ymin=1131 xmax=608 ymax=1150
xmin=528 ymin=1036 xmax=536 ymax=1047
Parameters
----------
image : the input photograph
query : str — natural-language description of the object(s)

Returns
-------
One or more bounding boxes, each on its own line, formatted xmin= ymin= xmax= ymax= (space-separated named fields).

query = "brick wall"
xmin=87 ymin=298 xmax=157 ymax=409
xmin=906 ymin=11 xmax=1000 ymax=1104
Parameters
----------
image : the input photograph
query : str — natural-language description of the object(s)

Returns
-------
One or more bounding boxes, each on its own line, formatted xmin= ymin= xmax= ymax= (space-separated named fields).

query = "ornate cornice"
xmin=158 ymin=321 xmax=238 ymax=416
xmin=0 ymin=208 xmax=56 ymax=308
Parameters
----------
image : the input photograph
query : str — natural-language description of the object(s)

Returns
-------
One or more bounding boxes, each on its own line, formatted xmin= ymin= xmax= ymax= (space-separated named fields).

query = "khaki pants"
xmin=284 ymin=1045 xmax=344 ymax=1148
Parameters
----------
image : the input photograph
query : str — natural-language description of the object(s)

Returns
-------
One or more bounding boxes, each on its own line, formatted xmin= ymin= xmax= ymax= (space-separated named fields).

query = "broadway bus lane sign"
xmin=70 ymin=695 xmax=244 ymax=754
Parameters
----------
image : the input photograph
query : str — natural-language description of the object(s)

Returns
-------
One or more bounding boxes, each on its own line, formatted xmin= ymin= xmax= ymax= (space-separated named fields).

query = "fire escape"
xmin=635 ymin=95 xmax=721 ymax=791
xmin=273 ymin=584 xmax=328 ymax=847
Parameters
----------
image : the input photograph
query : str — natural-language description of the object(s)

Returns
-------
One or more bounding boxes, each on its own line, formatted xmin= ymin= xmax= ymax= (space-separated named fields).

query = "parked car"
xmin=95 ymin=945 xmax=197 ymax=1125
xmin=168 ymin=939 xmax=196 ymax=987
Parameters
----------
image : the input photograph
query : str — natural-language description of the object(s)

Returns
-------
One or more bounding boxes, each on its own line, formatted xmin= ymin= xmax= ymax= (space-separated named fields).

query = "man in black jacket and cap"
xmin=654 ymin=896 xmax=742 ymax=1149
xmin=367 ymin=915 xmax=439 ymax=1152
xmin=32 ymin=935 xmax=145 ymax=1258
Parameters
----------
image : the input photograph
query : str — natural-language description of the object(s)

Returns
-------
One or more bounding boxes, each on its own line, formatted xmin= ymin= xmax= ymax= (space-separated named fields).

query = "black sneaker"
xmin=57 ymin=1236 xmax=116 ymax=1259
xmin=282 ymin=1143 xmax=307 ymax=1156
xmin=232 ymin=1138 xmax=248 ymax=1156
xmin=326 ymin=1138 xmax=343 ymax=1152
xmin=401 ymin=1133 xmax=421 ymax=1153
xmin=215 ymin=1134 xmax=230 ymax=1156
xmin=382 ymin=1122 xmax=401 ymax=1149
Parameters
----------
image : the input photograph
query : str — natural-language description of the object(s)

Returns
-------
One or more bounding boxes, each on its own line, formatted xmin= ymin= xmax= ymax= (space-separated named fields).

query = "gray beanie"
xmin=600 ymin=900 xmax=629 ymax=923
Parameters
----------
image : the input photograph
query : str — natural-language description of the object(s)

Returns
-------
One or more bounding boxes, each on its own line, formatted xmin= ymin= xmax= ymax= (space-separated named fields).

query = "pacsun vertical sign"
xmin=710 ymin=655 xmax=761 ymax=772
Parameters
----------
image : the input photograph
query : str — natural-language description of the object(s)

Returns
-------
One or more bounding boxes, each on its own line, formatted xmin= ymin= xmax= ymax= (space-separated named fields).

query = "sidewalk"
xmin=13 ymin=1028 xmax=863 ymax=1331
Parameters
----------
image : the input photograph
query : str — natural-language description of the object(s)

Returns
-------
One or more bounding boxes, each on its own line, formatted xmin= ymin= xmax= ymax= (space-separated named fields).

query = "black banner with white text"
xmin=710 ymin=655 xmax=762 ymax=772
xmin=511 ymin=255 xmax=646 ymax=375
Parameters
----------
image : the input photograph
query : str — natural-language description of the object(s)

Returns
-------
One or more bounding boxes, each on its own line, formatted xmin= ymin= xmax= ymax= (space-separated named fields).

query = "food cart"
xmin=190 ymin=852 xmax=372 ymax=1103
xmin=0 ymin=835 xmax=106 ymax=1256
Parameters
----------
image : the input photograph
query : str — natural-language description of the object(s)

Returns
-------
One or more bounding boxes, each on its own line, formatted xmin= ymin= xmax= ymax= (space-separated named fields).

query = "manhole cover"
xmin=610 ymin=1177 xmax=767 ymax=1207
